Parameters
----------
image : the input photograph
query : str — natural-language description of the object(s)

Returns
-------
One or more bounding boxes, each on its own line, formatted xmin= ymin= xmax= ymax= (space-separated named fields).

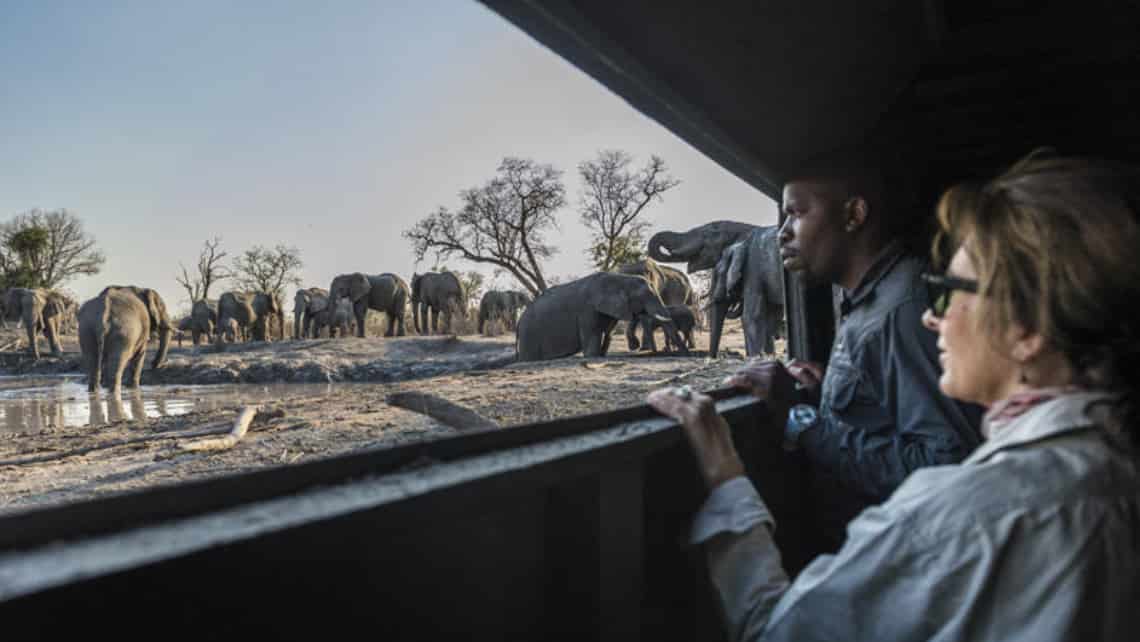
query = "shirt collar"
xmin=966 ymin=391 xmax=1114 ymax=464
xmin=839 ymin=240 xmax=906 ymax=315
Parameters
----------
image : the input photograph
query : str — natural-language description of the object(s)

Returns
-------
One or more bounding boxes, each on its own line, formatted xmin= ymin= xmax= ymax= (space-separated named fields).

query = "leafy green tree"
xmin=0 ymin=209 xmax=104 ymax=289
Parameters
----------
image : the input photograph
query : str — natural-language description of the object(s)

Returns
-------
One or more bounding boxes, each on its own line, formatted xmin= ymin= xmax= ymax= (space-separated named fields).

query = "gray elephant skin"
xmin=78 ymin=285 xmax=173 ymax=394
xmin=515 ymin=272 xmax=686 ymax=362
xmin=4 ymin=287 xmax=75 ymax=359
xmin=478 ymin=290 xmax=531 ymax=334
xmin=328 ymin=272 xmax=409 ymax=337
xmin=329 ymin=297 xmax=355 ymax=337
xmin=649 ymin=221 xmax=784 ymax=357
xmin=616 ymin=258 xmax=694 ymax=351
xmin=640 ymin=304 xmax=697 ymax=353
xmin=216 ymin=291 xmax=284 ymax=343
xmin=410 ymin=272 xmax=465 ymax=335
xmin=293 ymin=287 xmax=328 ymax=339
xmin=184 ymin=299 xmax=217 ymax=345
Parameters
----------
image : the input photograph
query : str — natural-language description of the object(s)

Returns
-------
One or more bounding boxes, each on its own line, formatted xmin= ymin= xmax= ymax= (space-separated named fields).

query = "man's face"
xmin=778 ymin=179 xmax=849 ymax=285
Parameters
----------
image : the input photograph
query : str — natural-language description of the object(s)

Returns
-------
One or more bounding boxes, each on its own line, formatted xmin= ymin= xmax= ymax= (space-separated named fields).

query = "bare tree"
xmin=0 ymin=209 xmax=105 ymax=289
xmin=404 ymin=157 xmax=565 ymax=296
xmin=578 ymin=151 xmax=679 ymax=272
xmin=176 ymin=237 xmax=232 ymax=302
xmin=231 ymin=244 xmax=303 ymax=299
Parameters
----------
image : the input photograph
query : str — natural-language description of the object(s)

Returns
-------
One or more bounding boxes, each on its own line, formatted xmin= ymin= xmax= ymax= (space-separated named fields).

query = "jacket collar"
xmin=967 ymin=391 xmax=1113 ymax=464
xmin=839 ymin=240 xmax=906 ymax=316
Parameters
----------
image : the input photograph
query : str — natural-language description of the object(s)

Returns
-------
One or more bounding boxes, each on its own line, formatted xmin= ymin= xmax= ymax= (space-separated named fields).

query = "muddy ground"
xmin=0 ymin=323 xmax=767 ymax=516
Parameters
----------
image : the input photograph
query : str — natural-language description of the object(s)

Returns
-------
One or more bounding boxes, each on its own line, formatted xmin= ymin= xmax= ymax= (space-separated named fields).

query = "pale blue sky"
xmin=0 ymin=0 xmax=776 ymax=314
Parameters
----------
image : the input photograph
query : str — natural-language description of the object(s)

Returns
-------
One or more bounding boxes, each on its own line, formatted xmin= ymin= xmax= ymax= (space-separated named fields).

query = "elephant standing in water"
xmin=216 ymin=291 xmax=284 ymax=343
xmin=478 ymin=290 xmax=531 ymax=334
xmin=328 ymin=272 xmax=409 ymax=337
xmin=4 ymin=288 xmax=75 ymax=359
xmin=516 ymin=272 xmax=687 ymax=361
xmin=78 ymin=285 xmax=172 ymax=394
xmin=410 ymin=272 xmax=465 ymax=335
xmin=293 ymin=287 xmax=329 ymax=339
xmin=616 ymin=258 xmax=694 ymax=351
xmin=648 ymin=221 xmax=784 ymax=357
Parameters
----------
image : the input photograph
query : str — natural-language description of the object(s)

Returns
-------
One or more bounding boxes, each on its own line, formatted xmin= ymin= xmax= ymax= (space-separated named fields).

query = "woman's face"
xmin=922 ymin=246 xmax=1020 ymax=406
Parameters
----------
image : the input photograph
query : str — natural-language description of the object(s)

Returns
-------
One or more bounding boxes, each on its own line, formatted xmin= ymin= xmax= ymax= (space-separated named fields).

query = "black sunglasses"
xmin=920 ymin=272 xmax=979 ymax=317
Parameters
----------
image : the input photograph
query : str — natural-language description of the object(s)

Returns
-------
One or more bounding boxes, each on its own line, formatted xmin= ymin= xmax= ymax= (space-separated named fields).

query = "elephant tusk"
xmin=654 ymin=314 xmax=672 ymax=323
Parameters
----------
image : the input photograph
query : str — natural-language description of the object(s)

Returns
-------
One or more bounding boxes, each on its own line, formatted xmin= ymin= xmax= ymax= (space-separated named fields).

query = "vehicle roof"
xmin=480 ymin=1 xmax=1140 ymax=209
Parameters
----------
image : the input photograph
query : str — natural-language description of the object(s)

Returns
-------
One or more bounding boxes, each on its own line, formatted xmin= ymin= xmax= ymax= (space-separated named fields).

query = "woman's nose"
xmin=920 ymin=308 xmax=940 ymax=332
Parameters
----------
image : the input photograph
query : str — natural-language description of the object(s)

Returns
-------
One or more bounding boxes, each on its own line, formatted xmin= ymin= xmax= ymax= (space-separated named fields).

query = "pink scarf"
xmin=982 ymin=386 xmax=1085 ymax=438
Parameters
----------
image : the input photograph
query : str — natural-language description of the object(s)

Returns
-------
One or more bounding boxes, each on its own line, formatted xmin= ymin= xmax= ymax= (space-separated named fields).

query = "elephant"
xmin=648 ymin=220 xmax=759 ymax=273
xmin=328 ymin=272 xmax=410 ymax=338
xmin=617 ymin=258 xmax=695 ymax=351
xmin=515 ymin=272 xmax=687 ymax=361
xmin=78 ymin=285 xmax=173 ymax=394
xmin=648 ymin=221 xmax=784 ymax=357
xmin=329 ymin=297 xmax=356 ymax=337
xmin=4 ymin=288 xmax=74 ymax=359
xmin=478 ymin=290 xmax=531 ymax=334
xmin=706 ymin=226 xmax=785 ymax=356
xmin=293 ymin=287 xmax=329 ymax=340
xmin=220 ymin=317 xmax=242 ymax=343
xmin=216 ymin=291 xmax=284 ymax=343
xmin=184 ymin=299 xmax=217 ymax=345
xmin=410 ymin=272 xmax=465 ymax=335
xmin=638 ymin=304 xmax=697 ymax=353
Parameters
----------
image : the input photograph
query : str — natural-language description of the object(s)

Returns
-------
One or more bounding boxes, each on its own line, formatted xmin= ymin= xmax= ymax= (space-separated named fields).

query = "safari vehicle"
xmin=2 ymin=1 xmax=1136 ymax=639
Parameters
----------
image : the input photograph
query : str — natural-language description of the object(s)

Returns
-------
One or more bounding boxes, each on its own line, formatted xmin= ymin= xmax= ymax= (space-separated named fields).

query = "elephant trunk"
xmin=293 ymin=309 xmax=303 ymax=340
xmin=648 ymin=230 xmax=702 ymax=264
xmin=152 ymin=327 xmax=171 ymax=369
xmin=278 ymin=310 xmax=285 ymax=341
xmin=707 ymin=299 xmax=731 ymax=359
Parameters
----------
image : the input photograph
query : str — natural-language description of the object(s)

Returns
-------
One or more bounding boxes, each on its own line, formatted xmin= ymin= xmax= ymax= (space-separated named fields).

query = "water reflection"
xmin=0 ymin=376 xmax=339 ymax=433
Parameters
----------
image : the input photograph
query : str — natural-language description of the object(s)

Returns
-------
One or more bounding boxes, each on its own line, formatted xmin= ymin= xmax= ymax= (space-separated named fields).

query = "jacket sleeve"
xmin=794 ymin=298 xmax=980 ymax=500
xmin=699 ymin=478 xmax=977 ymax=642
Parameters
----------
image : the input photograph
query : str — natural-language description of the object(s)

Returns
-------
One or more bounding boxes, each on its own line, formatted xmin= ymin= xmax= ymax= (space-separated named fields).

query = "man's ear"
xmin=844 ymin=196 xmax=869 ymax=232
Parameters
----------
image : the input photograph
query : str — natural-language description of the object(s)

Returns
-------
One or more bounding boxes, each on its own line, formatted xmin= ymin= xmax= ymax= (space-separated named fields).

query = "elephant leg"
xmin=80 ymin=331 xmax=101 ymax=392
xmin=626 ymin=319 xmax=640 ymax=351
xmin=708 ymin=300 xmax=731 ymax=359
xmin=396 ymin=310 xmax=406 ymax=336
xmin=24 ymin=319 xmax=39 ymax=359
xmin=641 ymin=316 xmax=658 ymax=352
xmin=385 ymin=311 xmax=396 ymax=338
xmin=104 ymin=337 xmax=127 ymax=395
xmin=45 ymin=321 xmax=63 ymax=356
xmin=128 ymin=343 xmax=145 ymax=389
xmin=430 ymin=307 xmax=439 ymax=334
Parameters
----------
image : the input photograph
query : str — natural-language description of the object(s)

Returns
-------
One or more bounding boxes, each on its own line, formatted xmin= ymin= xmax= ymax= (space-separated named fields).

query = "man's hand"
xmin=647 ymin=386 xmax=745 ymax=490
xmin=786 ymin=359 xmax=824 ymax=405
xmin=723 ymin=358 xmax=810 ymax=424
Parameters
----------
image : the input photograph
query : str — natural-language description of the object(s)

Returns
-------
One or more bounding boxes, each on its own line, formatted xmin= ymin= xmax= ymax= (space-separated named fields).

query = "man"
xmin=727 ymin=156 xmax=983 ymax=549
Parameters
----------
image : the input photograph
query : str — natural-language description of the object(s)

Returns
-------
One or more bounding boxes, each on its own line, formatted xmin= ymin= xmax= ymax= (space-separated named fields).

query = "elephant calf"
xmin=636 ymin=305 xmax=697 ymax=353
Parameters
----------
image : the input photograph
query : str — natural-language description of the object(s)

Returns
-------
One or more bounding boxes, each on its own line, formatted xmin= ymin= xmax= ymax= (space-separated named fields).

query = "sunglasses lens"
xmin=933 ymin=291 xmax=948 ymax=316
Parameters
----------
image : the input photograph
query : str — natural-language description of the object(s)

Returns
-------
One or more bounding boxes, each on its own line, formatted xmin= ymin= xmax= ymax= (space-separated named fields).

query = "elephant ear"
xmin=348 ymin=274 xmax=370 ymax=302
xmin=589 ymin=283 xmax=633 ymax=321
xmin=143 ymin=289 xmax=169 ymax=331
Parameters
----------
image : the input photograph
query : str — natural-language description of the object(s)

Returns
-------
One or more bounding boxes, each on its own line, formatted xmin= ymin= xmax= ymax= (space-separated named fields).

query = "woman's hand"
xmin=647 ymin=386 xmax=745 ymax=490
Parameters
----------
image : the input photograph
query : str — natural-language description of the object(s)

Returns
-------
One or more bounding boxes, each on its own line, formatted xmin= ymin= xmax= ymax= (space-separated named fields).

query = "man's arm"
xmin=793 ymin=300 xmax=978 ymax=499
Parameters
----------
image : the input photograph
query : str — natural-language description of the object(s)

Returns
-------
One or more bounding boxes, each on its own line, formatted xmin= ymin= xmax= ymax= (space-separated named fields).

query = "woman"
xmin=649 ymin=151 xmax=1140 ymax=641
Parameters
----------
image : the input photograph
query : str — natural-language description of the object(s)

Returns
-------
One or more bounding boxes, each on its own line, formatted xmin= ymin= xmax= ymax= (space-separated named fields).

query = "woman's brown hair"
xmin=933 ymin=148 xmax=1140 ymax=448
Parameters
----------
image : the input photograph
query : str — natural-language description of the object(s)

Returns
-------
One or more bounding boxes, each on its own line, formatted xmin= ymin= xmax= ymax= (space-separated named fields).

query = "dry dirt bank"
xmin=0 ymin=325 xmax=763 ymax=515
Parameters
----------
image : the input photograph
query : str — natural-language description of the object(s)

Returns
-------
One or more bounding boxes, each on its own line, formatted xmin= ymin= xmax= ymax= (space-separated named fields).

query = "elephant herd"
xmin=2 ymin=220 xmax=786 ymax=390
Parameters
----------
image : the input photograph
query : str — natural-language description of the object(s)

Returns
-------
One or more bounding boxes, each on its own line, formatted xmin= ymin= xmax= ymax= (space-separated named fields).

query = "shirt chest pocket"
xmin=822 ymin=357 xmax=878 ymax=415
